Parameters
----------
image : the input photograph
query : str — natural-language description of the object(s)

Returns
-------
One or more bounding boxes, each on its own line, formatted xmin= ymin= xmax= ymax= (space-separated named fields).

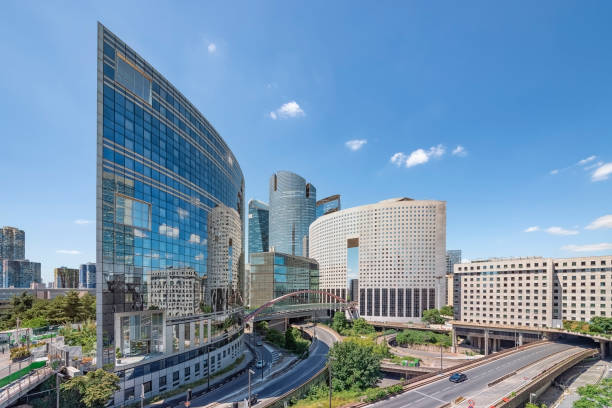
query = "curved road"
xmin=190 ymin=326 xmax=336 ymax=407
xmin=367 ymin=342 xmax=581 ymax=408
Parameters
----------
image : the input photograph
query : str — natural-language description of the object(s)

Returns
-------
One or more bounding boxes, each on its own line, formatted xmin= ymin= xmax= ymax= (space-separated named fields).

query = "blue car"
xmin=449 ymin=372 xmax=468 ymax=383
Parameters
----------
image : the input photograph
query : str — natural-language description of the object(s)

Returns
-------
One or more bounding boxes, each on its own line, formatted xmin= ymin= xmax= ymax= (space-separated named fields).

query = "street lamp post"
xmin=207 ymin=345 xmax=211 ymax=390
xmin=328 ymin=357 xmax=336 ymax=408
xmin=248 ymin=369 xmax=255 ymax=408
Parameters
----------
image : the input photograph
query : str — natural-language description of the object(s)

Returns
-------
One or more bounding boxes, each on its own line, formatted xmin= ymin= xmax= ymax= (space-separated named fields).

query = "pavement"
xmin=366 ymin=342 xmax=585 ymax=408
xmin=553 ymin=358 xmax=610 ymax=408
xmin=190 ymin=325 xmax=338 ymax=408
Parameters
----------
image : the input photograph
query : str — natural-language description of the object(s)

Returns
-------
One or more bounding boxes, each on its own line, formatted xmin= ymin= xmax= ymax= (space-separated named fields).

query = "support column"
xmin=484 ymin=329 xmax=489 ymax=356
xmin=451 ymin=328 xmax=457 ymax=353
xmin=600 ymin=341 xmax=607 ymax=358
xmin=518 ymin=332 xmax=523 ymax=346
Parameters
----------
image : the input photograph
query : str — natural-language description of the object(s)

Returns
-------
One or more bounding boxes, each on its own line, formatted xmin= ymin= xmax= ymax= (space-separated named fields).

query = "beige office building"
xmin=309 ymin=197 xmax=446 ymax=323
xmin=455 ymin=255 xmax=612 ymax=328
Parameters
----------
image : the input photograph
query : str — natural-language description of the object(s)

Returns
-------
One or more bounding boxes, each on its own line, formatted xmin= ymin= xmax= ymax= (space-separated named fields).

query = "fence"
xmin=0 ymin=363 xmax=53 ymax=407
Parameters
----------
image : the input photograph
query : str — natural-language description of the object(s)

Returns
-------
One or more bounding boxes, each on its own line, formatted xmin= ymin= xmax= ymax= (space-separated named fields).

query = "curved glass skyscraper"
xmin=268 ymin=171 xmax=316 ymax=257
xmin=97 ymin=23 xmax=244 ymax=404
xmin=248 ymin=199 xmax=269 ymax=257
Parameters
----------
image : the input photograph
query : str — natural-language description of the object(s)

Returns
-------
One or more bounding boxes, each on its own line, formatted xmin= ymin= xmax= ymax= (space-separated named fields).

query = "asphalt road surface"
xmin=367 ymin=342 xmax=578 ymax=408
xmin=189 ymin=327 xmax=336 ymax=407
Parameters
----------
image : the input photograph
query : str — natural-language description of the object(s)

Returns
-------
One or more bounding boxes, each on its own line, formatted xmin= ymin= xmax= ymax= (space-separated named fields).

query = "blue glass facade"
xmin=80 ymin=263 xmax=97 ymax=289
xmin=247 ymin=199 xmax=269 ymax=258
xmin=316 ymin=194 xmax=341 ymax=218
xmin=269 ymin=171 xmax=316 ymax=257
xmin=96 ymin=22 xmax=245 ymax=400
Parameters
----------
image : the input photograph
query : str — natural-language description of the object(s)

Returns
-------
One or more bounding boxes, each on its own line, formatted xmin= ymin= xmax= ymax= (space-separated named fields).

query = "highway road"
xmin=367 ymin=342 xmax=580 ymax=408
xmin=189 ymin=326 xmax=337 ymax=407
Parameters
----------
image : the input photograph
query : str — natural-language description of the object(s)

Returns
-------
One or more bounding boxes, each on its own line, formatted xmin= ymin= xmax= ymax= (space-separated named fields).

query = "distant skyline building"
xmin=446 ymin=250 xmax=462 ymax=275
xmin=54 ymin=266 xmax=79 ymax=288
xmin=1 ymin=259 xmax=41 ymax=288
xmin=310 ymin=197 xmax=447 ymax=322
xmin=269 ymin=171 xmax=316 ymax=257
xmin=79 ymin=263 xmax=96 ymax=289
xmin=0 ymin=226 xmax=25 ymax=260
xmin=316 ymin=194 xmax=341 ymax=218
xmin=248 ymin=199 xmax=269 ymax=257
xmin=446 ymin=249 xmax=462 ymax=308
xmin=96 ymin=24 xmax=245 ymax=403
xmin=249 ymin=251 xmax=319 ymax=309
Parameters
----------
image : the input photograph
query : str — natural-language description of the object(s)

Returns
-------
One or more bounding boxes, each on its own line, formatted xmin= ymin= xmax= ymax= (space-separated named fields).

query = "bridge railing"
xmin=0 ymin=364 xmax=53 ymax=406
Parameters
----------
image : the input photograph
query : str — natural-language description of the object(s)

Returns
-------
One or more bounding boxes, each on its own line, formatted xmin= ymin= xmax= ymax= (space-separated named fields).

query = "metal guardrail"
xmin=0 ymin=364 xmax=53 ymax=407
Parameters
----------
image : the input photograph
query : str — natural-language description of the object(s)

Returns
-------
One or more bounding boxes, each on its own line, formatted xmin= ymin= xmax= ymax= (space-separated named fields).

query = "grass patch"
xmin=290 ymin=384 xmax=404 ymax=407
xmin=0 ymin=360 xmax=46 ymax=388
xmin=388 ymin=355 xmax=420 ymax=366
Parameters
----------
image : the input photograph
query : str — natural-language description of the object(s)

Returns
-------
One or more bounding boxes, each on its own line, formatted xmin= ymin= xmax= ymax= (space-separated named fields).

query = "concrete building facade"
xmin=309 ymin=197 xmax=447 ymax=322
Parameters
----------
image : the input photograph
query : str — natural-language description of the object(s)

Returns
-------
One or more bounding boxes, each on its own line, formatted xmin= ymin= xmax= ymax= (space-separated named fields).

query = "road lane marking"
xmin=412 ymin=390 xmax=448 ymax=404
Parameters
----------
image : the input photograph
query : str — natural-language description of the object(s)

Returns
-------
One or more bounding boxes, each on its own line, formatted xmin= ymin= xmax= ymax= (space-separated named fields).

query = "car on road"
xmin=255 ymin=360 xmax=265 ymax=368
xmin=449 ymin=372 xmax=467 ymax=383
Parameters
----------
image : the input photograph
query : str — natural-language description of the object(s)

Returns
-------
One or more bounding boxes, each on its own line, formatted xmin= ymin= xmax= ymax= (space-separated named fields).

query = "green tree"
xmin=64 ymin=291 xmax=86 ymax=323
xmin=285 ymin=327 xmax=297 ymax=350
xmin=332 ymin=311 xmax=348 ymax=333
xmin=589 ymin=317 xmax=612 ymax=334
xmin=47 ymin=295 xmax=67 ymax=324
xmin=573 ymin=378 xmax=612 ymax=408
xmin=440 ymin=305 xmax=454 ymax=316
xmin=352 ymin=318 xmax=374 ymax=335
xmin=80 ymin=293 xmax=96 ymax=321
xmin=328 ymin=340 xmax=382 ymax=391
xmin=422 ymin=309 xmax=445 ymax=325
xmin=60 ymin=369 xmax=120 ymax=408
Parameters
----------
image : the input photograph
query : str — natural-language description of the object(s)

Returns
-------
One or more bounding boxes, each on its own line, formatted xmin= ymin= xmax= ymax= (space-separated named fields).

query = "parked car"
xmin=449 ymin=372 xmax=468 ymax=383
xmin=255 ymin=360 xmax=265 ymax=368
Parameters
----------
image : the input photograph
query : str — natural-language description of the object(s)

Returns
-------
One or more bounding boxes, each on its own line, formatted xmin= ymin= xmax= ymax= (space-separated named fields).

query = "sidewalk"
xmin=145 ymin=349 xmax=255 ymax=408
xmin=551 ymin=358 xmax=609 ymax=408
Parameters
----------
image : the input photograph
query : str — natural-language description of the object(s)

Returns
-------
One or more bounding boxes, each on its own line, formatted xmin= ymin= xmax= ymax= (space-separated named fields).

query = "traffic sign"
xmin=467 ymin=399 xmax=475 ymax=408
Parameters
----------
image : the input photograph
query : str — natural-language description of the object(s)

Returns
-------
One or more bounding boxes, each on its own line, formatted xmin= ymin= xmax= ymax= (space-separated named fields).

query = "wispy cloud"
xmin=561 ymin=243 xmax=612 ymax=252
xmin=159 ymin=224 xmax=179 ymax=238
xmin=585 ymin=214 xmax=612 ymax=230
xmin=56 ymin=249 xmax=80 ymax=255
xmin=74 ymin=219 xmax=92 ymax=225
xmin=269 ymin=101 xmax=305 ymax=120
xmin=578 ymin=155 xmax=596 ymax=166
xmin=207 ymin=43 xmax=216 ymax=53
xmin=524 ymin=226 xmax=540 ymax=232
xmin=592 ymin=162 xmax=612 ymax=182
xmin=390 ymin=144 xmax=445 ymax=168
xmin=345 ymin=139 xmax=367 ymax=151
xmin=452 ymin=145 xmax=467 ymax=157
xmin=189 ymin=234 xmax=201 ymax=244
xmin=549 ymin=169 xmax=559 ymax=175
xmin=546 ymin=226 xmax=579 ymax=236
xmin=550 ymin=155 xmax=598 ymax=176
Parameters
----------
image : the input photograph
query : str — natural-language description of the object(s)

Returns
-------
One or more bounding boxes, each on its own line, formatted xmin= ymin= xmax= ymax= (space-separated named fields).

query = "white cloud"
xmin=189 ymin=234 xmax=201 ymax=244
xmin=207 ymin=43 xmax=216 ymax=53
xmin=195 ymin=253 xmax=204 ymax=261
xmin=561 ymin=243 xmax=612 ymax=252
xmin=390 ymin=144 xmax=445 ymax=168
xmin=549 ymin=169 xmax=559 ymax=175
xmin=452 ymin=145 xmax=467 ymax=157
xmin=159 ymin=224 xmax=179 ymax=238
xmin=269 ymin=101 xmax=305 ymax=120
xmin=345 ymin=139 xmax=367 ymax=151
xmin=546 ymin=226 xmax=579 ymax=236
xmin=134 ymin=229 xmax=148 ymax=238
xmin=577 ymin=155 xmax=596 ymax=166
xmin=74 ymin=219 xmax=92 ymax=225
xmin=178 ymin=208 xmax=189 ymax=219
xmin=524 ymin=226 xmax=540 ymax=232
xmin=585 ymin=214 xmax=612 ymax=230
xmin=592 ymin=162 xmax=612 ymax=182
xmin=56 ymin=249 xmax=80 ymax=255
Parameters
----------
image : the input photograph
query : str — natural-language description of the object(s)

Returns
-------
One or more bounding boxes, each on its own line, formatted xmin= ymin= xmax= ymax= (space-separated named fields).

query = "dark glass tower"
xmin=269 ymin=171 xmax=316 ymax=257
xmin=247 ymin=199 xmax=269 ymax=257
xmin=97 ymin=23 xmax=245 ymax=403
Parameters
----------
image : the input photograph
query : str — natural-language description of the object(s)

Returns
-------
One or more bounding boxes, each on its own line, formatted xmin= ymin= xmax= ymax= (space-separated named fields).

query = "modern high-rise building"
xmin=96 ymin=23 xmax=245 ymax=404
xmin=248 ymin=199 xmax=269 ymax=257
xmin=249 ymin=252 xmax=319 ymax=309
xmin=0 ymin=227 xmax=25 ymax=260
xmin=446 ymin=250 xmax=462 ymax=274
xmin=269 ymin=171 xmax=316 ymax=257
xmin=54 ymin=266 xmax=79 ymax=289
xmin=316 ymin=194 xmax=341 ymax=218
xmin=310 ymin=197 xmax=447 ymax=322
xmin=1 ymin=260 xmax=41 ymax=288
xmin=446 ymin=249 xmax=462 ymax=309
xmin=79 ymin=263 xmax=96 ymax=289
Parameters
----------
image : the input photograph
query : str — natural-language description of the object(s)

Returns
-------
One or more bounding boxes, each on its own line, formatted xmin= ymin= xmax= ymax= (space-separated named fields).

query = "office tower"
xmin=1 ymin=260 xmax=41 ymax=288
xmin=446 ymin=249 xmax=462 ymax=311
xmin=248 ymin=199 xmax=269 ymax=257
xmin=79 ymin=263 xmax=97 ymax=289
xmin=316 ymin=194 xmax=341 ymax=218
xmin=269 ymin=171 xmax=316 ymax=257
xmin=249 ymin=252 xmax=319 ymax=309
xmin=310 ymin=197 xmax=447 ymax=322
xmin=0 ymin=227 xmax=25 ymax=260
xmin=454 ymin=255 xmax=612 ymax=328
xmin=96 ymin=24 xmax=245 ymax=403
xmin=54 ymin=267 xmax=79 ymax=288
xmin=446 ymin=250 xmax=462 ymax=275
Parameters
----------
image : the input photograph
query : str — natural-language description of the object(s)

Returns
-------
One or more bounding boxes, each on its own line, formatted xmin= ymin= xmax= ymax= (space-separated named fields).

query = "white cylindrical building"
xmin=309 ymin=197 xmax=446 ymax=322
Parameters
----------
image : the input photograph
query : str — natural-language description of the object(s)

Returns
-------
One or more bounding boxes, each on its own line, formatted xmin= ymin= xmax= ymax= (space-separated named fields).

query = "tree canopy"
xmin=421 ymin=309 xmax=445 ymax=325
xmin=573 ymin=378 xmax=612 ymax=408
xmin=60 ymin=369 xmax=120 ymax=408
xmin=328 ymin=339 xmax=383 ymax=391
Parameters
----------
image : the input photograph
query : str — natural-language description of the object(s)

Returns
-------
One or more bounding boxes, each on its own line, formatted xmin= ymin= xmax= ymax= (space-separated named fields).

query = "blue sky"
xmin=1 ymin=1 xmax=611 ymax=283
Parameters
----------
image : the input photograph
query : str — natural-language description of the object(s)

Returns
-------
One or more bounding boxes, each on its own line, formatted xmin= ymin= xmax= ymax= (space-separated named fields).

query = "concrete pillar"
xmin=484 ymin=329 xmax=489 ymax=356
xmin=451 ymin=328 xmax=457 ymax=353
xmin=207 ymin=320 xmax=212 ymax=343
xmin=518 ymin=332 xmax=523 ymax=346
xmin=600 ymin=341 xmax=607 ymax=358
